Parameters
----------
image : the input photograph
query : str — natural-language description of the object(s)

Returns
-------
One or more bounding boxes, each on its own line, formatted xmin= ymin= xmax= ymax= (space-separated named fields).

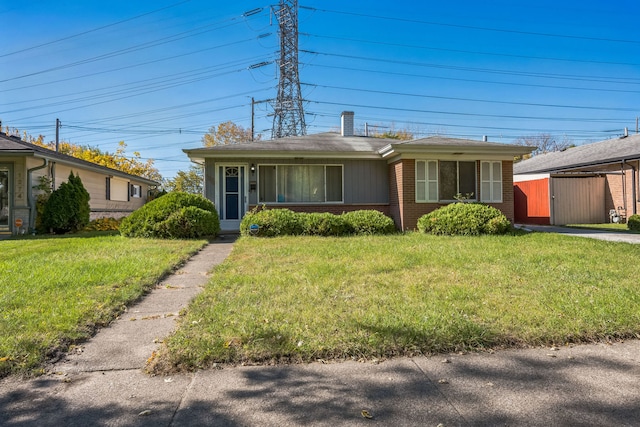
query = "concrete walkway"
xmin=1 ymin=236 xmax=640 ymax=426
xmin=521 ymin=224 xmax=640 ymax=244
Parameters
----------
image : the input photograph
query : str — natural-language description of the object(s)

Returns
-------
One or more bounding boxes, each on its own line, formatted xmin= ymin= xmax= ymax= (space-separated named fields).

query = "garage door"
xmin=551 ymin=177 xmax=605 ymax=225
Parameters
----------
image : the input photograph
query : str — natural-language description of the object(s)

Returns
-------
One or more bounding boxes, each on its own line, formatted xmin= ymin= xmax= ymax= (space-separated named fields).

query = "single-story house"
xmin=513 ymin=133 xmax=640 ymax=225
xmin=184 ymin=112 xmax=533 ymax=231
xmin=0 ymin=132 xmax=158 ymax=236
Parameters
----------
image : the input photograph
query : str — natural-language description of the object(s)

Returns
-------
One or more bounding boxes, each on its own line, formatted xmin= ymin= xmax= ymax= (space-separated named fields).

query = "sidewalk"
xmin=1 ymin=236 xmax=640 ymax=426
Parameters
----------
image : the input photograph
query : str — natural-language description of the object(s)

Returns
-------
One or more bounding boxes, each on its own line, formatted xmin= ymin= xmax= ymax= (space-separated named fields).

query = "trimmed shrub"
xmin=628 ymin=214 xmax=640 ymax=231
xmin=417 ymin=203 xmax=511 ymax=236
xmin=342 ymin=210 xmax=396 ymax=235
xmin=156 ymin=206 xmax=220 ymax=238
xmin=239 ymin=208 xmax=303 ymax=237
xmin=42 ymin=172 xmax=90 ymax=234
xmin=120 ymin=192 xmax=220 ymax=239
xmin=302 ymin=212 xmax=349 ymax=236
xmin=240 ymin=208 xmax=396 ymax=237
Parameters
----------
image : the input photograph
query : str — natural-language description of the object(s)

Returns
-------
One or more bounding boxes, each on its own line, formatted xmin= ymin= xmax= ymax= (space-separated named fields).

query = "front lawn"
xmin=0 ymin=234 xmax=207 ymax=377
xmin=152 ymin=232 xmax=640 ymax=372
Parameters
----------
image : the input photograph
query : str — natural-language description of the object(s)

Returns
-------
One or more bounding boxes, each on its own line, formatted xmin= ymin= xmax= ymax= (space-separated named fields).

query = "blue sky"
xmin=1 ymin=0 xmax=638 ymax=179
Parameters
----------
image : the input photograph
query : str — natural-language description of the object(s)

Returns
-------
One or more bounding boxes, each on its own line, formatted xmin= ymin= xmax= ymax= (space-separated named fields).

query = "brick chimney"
xmin=341 ymin=111 xmax=354 ymax=137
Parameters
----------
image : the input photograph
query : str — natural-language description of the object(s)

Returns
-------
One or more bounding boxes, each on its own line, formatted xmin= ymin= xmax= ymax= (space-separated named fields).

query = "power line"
xmin=300 ymin=5 xmax=640 ymax=45
xmin=302 ymin=50 xmax=640 ymax=84
xmin=0 ymin=0 xmax=193 ymax=58
xmin=302 ymin=33 xmax=640 ymax=67
xmin=303 ymin=83 xmax=637 ymax=112
xmin=304 ymin=63 xmax=640 ymax=95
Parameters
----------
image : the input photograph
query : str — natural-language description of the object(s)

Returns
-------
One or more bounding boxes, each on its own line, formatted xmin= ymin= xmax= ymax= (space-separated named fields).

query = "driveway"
xmin=520 ymin=224 xmax=640 ymax=244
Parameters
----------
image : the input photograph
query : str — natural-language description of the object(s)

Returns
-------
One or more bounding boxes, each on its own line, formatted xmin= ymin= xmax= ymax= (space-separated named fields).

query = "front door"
xmin=0 ymin=167 xmax=10 ymax=233
xmin=217 ymin=165 xmax=248 ymax=230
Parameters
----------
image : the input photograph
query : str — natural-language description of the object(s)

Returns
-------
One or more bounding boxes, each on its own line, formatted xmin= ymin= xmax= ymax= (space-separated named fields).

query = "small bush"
xmin=42 ymin=172 xmax=90 ymax=234
xmin=240 ymin=208 xmax=396 ymax=237
xmin=240 ymin=208 xmax=303 ymax=237
xmin=417 ymin=203 xmax=511 ymax=236
xmin=156 ymin=206 xmax=220 ymax=238
xmin=342 ymin=210 xmax=396 ymax=235
xmin=120 ymin=192 xmax=219 ymax=239
xmin=628 ymin=214 xmax=640 ymax=231
xmin=84 ymin=217 xmax=121 ymax=232
xmin=302 ymin=212 xmax=349 ymax=236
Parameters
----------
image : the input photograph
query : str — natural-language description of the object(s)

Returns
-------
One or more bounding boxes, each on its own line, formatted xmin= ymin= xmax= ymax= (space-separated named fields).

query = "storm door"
xmin=0 ymin=167 xmax=10 ymax=232
xmin=217 ymin=165 xmax=247 ymax=230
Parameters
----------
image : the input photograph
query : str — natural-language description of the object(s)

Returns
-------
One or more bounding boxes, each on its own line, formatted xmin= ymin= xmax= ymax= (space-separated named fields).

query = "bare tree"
xmin=513 ymin=133 xmax=574 ymax=160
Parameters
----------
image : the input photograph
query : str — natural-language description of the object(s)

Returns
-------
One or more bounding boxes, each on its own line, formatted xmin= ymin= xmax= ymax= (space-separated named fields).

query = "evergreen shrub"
xmin=120 ymin=192 xmax=219 ymax=239
xmin=240 ymin=208 xmax=396 ymax=237
xmin=417 ymin=203 xmax=511 ymax=236
xmin=42 ymin=172 xmax=90 ymax=234
xmin=627 ymin=214 xmax=640 ymax=231
xmin=342 ymin=210 xmax=396 ymax=234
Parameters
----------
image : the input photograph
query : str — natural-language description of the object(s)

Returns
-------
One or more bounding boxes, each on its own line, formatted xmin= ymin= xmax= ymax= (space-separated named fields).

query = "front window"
xmin=415 ymin=160 xmax=477 ymax=202
xmin=258 ymin=165 xmax=343 ymax=203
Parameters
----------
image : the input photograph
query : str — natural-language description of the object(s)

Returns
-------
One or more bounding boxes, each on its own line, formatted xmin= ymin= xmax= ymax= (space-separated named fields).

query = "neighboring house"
xmin=0 ymin=132 xmax=158 ymax=236
xmin=184 ymin=112 xmax=533 ymax=231
xmin=513 ymin=133 xmax=640 ymax=225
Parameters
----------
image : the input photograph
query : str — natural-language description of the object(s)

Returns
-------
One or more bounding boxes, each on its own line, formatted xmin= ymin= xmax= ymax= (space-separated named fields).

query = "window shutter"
xmin=106 ymin=177 xmax=111 ymax=200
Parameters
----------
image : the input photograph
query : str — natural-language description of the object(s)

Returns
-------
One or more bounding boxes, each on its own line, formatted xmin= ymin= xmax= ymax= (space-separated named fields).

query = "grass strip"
xmin=0 ymin=234 xmax=206 ymax=376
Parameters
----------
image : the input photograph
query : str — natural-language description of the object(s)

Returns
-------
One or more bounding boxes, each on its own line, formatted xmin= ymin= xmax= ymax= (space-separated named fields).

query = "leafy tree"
xmin=513 ymin=133 xmax=574 ymax=161
xmin=373 ymin=129 xmax=414 ymax=140
xmin=17 ymin=130 xmax=162 ymax=181
xmin=202 ymin=121 xmax=259 ymax=146
xmin=163 ymin=165 xmax=203 ymax=194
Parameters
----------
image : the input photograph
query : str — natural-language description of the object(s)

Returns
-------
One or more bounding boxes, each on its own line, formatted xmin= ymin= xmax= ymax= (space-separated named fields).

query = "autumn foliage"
xmin=25 ymin=134 xmax=161 ymax=181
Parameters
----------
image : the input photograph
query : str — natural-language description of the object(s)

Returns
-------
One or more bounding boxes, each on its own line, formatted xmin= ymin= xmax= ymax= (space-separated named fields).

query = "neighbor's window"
xmin=106 ymin=177 xmax=129 ymax=201
xmin=480 ymin=161 xmax=502 ymax=202
xmin=258 ymin=165 xmax=343 ymax=203
xmin=130 ymin=184 xmax=142 ymax=198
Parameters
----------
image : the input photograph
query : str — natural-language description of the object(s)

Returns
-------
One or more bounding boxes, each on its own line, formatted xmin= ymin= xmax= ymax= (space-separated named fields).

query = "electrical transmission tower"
xmin=271 ymin=0 xmax=306 ymax=139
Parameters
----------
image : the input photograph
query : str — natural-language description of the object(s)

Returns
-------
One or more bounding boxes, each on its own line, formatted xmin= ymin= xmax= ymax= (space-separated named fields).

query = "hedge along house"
xmin=184 ymin=112 xmax=533 ymax=231
xmin=0 ymin=132 xmax=158 ymax=236
xmin=513 ymin=132 xmax=640 ymax=225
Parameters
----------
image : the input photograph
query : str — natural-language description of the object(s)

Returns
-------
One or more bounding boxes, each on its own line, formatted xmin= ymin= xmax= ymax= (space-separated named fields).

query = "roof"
xmin=0 ymin=133 xmax=159 ymax=185
xmin=380 ymin=135 xmax=533 ymax=158
xmin=184 ymin=132 xmax=389 ymax=160
xmin=514 ymin=134 xmax=640 ymax=175
xmin=184 ymin=132 xmax=533 ymax=161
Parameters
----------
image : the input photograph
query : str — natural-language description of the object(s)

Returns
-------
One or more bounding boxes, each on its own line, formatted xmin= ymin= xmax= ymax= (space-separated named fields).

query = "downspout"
xmin=624 ymin=160 xmax=637 ymax=215
xmin=27 ymin=157 xmax=48 ymax=233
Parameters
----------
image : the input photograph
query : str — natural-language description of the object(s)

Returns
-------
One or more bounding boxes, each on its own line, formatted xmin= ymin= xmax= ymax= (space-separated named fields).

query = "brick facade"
xmin=391 ymin=159 xmax=517 ymax=231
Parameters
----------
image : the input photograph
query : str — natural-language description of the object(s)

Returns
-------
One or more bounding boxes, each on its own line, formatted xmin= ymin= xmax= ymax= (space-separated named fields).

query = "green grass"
xmin=0 ymin=234 xmax=207 ymax=377
xmin=566 ymin=223 xmax=640 ymax=233
xmin=152 ymin=232 xmax=640 ymax=372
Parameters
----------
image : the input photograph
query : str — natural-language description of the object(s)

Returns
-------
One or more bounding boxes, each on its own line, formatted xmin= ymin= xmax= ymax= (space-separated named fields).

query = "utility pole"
xmin=55 ymin=118 xmax=60 ymax=152
xmin=251 ymin=97 xmax=270 ymax=141
xmin=271 ymin=0 xmax=306 ymax=139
